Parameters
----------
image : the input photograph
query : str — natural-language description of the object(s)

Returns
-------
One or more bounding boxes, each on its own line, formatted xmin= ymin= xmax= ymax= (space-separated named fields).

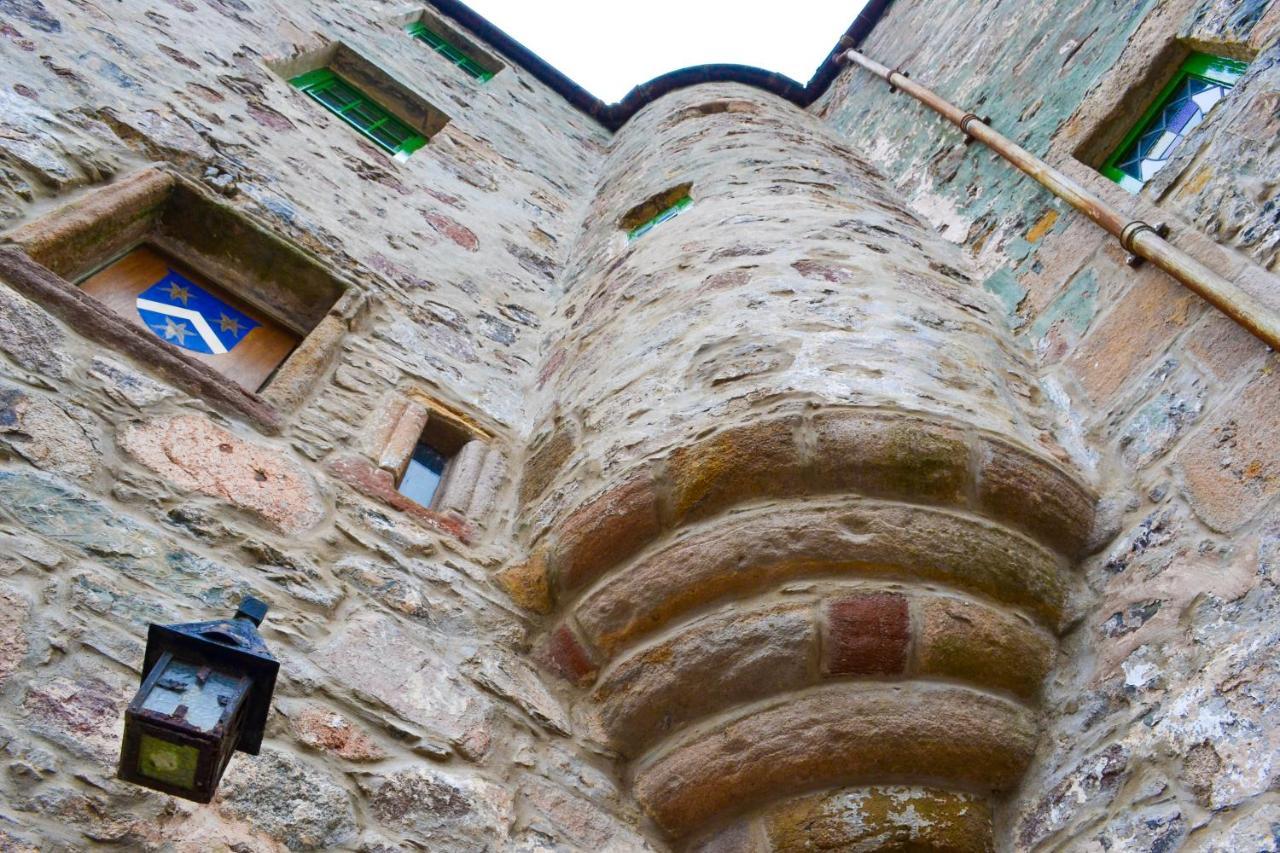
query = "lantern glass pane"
xmin=138 ymin=732 xmax=200 ymax=789
xmin=140 ymin=658 xmax=244 ymax=733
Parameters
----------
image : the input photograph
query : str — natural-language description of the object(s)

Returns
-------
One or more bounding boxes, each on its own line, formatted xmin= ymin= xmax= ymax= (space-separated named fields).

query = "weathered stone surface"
xmin=0 ymin=469 xmax=252 ymax=609
xmin=917 ymin=596 xmax=1055 ymax=702
xmin=975 ymin=438 xmax=1095 ymax=557
xmin=536 ymin=623 xmax=598 ymax=687
xmin=464 ymin=648 xmax=570 ymax=735
xmin=520 ymin=421 xmax=575 ymax=507
xmin=88 ymin=355 xmax=180 ymax=407
xmin=217 ymin=748 xmax=357 ymax=851
xmin=0 ymin=584 xmax=29 ymax=685
xmin=313 ymin=614 xmax=493 ymax=751
xmin=764 ymin=786 xmax=994 ymax=852
xmin=519 ymin=775 xmax=650 ymax=850
xmin=0 ymin=384 xmax=98 ymax=478
xmin=633 ymin=684 xmax=1037 ymax=837
xmin=808 ymin=412 xmax=970 ymax=506
xmin=288 ymin=706 xmax=386 ymax=762
xmin=1177 ymin=370 xmax=1280 ymax=532
xmin=1066 ymin=273 xmax=1202 ymax=406
xmin=552 ymin=473 xmax=661 ymax=593
xmin=574 ymin=500 xmax=1066 ymax=656
xmin=592 ymin=602 xmax=815 ymax=753
xmin=495 ymin=552 xmax=552 ymax=614
xmin=666 ymin=416 xmax=805 ymax=524
xmin=20 ymin=671 xmax=127 ymax=766
xmin=364 ymin=766 xmax=513 ymax=851
xmin=120 ymin=414 xmax=324 ymax=534
xmin=0 ymin=281 xmax=70 ymax=378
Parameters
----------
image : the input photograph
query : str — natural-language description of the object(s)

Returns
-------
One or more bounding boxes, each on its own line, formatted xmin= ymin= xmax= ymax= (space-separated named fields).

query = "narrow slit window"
xmin=291 ymin=68 xmax=427 ymax=160
xmin=406 ymin=21 xmax=494 ymax=82
xmin=1102 ymin=53 xmax=1246 ymax=193
xmin=622 ymin=184 xmax=694 ymax=241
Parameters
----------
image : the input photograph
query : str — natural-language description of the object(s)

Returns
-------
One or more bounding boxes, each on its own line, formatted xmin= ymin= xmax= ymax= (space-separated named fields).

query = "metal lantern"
xmin=117 ymin=597 xmax=279 ymax=803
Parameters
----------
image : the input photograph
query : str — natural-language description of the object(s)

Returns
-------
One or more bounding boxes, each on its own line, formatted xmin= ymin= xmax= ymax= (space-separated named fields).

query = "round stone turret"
xmin=515 ymin=83 xmax=1095 ymax=849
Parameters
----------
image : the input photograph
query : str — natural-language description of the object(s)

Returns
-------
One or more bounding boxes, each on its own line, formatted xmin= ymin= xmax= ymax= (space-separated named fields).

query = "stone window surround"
xmin=327 ymin=390 xmax=504 ymax=544
xmin=0 ymin=166 xmax=364 ymax=435
xmin=268 ymin=40 xmax=452 ymax=160
xmin=1051 ymin=26 xmax=1258 ymax=211
xmin=395 ymin=7 xmax=505 ymax=82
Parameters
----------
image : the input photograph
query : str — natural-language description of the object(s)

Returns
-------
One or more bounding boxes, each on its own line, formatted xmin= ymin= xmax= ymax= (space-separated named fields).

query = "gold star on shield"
xmin=159 ymin=317 xmax=191 ymax=345
xmin=165 ymin=281 xmax=192 ymax=305
xmin=218 ymin=313 xmax=244 ymax=337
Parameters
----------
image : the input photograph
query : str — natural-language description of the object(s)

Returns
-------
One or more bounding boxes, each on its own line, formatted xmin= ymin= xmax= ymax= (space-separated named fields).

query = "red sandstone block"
xmin=327 ymin=454 xmax=473 ymax=543
xmin=537 ymin=623 xmax=598 ymax=687
xmin=823 ymin=592 xmax=909 ymax=676
xmin=975 ymin=438 xmax=1094 ymax=558
xmin=665 ymin=416 xmax=805 ymax=525
xmin=553 ymin=473 xmax=662 ymax=593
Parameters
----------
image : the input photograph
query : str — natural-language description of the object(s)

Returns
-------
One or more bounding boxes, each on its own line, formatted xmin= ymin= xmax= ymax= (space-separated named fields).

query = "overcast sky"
xmin=462 ymin=0 xmax=871 ymax=102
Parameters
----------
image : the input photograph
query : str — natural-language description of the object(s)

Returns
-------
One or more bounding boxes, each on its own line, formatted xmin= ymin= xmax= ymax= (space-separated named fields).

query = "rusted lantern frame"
xmin=118 ymin=599 xmax=278 ymax=803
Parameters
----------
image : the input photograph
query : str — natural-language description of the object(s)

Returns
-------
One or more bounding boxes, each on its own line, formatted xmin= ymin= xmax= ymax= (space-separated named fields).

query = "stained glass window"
xmin=290 ymin=69 xmax=427 ymax=160
xmin=1102 ymin=53 xmax=1246 ymax=193
xmin=407 ymin=22 xmax=495 ymax=82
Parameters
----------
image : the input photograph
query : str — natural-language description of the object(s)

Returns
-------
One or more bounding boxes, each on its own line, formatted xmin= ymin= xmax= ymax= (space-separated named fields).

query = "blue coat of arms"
xmin=136 ymin=270 xmax=260 ymax=355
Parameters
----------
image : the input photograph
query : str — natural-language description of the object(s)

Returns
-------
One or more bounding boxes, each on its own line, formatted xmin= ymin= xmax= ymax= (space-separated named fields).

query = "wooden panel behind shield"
xmin=80 ymin=245 xmax=300 ymax=392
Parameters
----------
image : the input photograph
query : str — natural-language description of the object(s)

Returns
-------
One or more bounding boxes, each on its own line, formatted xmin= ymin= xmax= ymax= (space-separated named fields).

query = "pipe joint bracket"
xmin=1120 ymin=220 xmax=1170 ymax=267
xmin=959 ymin=114 xmax=991 ymax=145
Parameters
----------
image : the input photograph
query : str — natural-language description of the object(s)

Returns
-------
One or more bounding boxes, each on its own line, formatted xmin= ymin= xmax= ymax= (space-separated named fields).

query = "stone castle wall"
xmin=818 ymin=0 xmax=1280 ymax=849
xmin=0 ymin=0 xmax=1276 ymax=850
xmin=519 ymin=82 xmax=1093 ymax=850
xmin=0 ymin=0 xmax=656 ymax=850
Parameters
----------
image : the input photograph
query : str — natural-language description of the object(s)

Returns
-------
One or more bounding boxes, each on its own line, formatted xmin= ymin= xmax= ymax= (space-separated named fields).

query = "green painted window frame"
xmin=290 ymin=68 xmax=428 ymax=160
xmin=406 ymin=22 xmax=495 ymax=82
xmin=628 ymin=195 xmax=693 ymax=240
xmin=1101 ymin=53 xmax=1247 ymax=193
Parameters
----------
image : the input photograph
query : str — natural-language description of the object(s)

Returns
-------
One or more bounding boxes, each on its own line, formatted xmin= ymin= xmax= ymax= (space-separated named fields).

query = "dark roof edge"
xmin=426 ymin=0 xmax=895 ymax=132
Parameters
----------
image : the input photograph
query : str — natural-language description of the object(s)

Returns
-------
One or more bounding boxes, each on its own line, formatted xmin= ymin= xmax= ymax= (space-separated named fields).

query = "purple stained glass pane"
xmin=1115 ymin=77 xmax=1225 ymax=181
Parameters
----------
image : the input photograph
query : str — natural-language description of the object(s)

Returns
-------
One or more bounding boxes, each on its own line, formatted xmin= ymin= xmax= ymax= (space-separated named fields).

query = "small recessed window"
xmin=621 ymin=183 xmax=694 ymax=240
xmin=399 ymin=440 xmax=450 ymax=506
xmin=1102 ymin=53 xmax=1246 ymax=193
xmin=407 ymin=21 xmax=495 ymax=82
xmin=291 ymin=68 xmax=427 ymax=160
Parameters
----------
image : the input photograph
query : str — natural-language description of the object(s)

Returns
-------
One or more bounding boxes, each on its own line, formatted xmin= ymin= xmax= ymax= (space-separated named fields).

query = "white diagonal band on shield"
xmin=135 ymin=298 xmax=229 ymax=354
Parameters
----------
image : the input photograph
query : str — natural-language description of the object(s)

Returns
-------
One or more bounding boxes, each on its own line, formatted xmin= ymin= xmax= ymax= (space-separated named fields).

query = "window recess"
xmin=0 ymin=167 xmax=361 ymax=431
xmin=327 ymin=394 xmax=503 ymax=542
xmin=406 ymin=21 xmax=495 ymax=82
xmin=1101 ymin=53 xmax=1246 ymax=193
xmin=621 ymin=183 xmax=694 ymax=240
xmin=291 ymin=68 xmax=427 ymax=160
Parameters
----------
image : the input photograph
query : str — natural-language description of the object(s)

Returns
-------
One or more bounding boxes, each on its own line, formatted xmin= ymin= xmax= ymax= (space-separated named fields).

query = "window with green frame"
xmin=290 ymin=68 xmax=428 ymax=160
xmin=1101 ymin=53 xmax=1247 ymax=193
xmin=628 ymin=196 xmax=692 ymax=240
xmin=406 ymin=22 xmax=495 ymax=82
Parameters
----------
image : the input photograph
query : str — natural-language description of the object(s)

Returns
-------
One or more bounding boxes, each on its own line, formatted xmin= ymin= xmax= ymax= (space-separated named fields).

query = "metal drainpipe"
xmin=839 ymin=48 xmax=1280 ymax=353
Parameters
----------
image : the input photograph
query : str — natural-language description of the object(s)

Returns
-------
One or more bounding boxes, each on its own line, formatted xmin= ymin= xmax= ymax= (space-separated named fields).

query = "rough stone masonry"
xmin=0 ymin=0 xmax=1275 ymax=851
